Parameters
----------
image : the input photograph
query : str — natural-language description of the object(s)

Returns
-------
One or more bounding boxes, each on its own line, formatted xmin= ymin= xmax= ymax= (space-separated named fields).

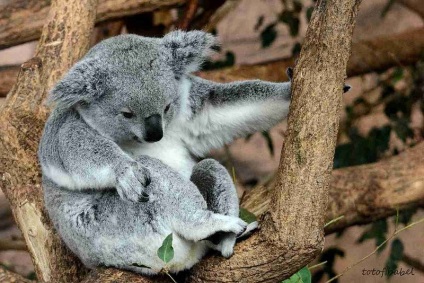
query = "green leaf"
xmin=393 ymin=118 xmax=413 ymax=142
xmin=397 ymin=208 xmax=417 ymax=226
xmin=157 ymin=233 xmax=174 ymax=263
xmin=306 ymin=7 xmax=314 ymax=22
xmin=291 ymin=42 xmax=302 ymax=56
xmin=279 ymin=11 xmax=300 ymax=36
xmin=357 ymin=219 xmax=388 ymax=253
xmin=260 ymin=23 xmax=277 ymax=48
xmin=392 ymin=67 xmax=404 ymax=83
xmin=312 ymin=247 xmax=344 ymax=283
xmin=282 ymin=266 xmax=311 ymax=283
xmin=385 ymin=238 xmax=404 ymax=278
xmin=381 ymin=0 xmax=395 ymax=18
xmin=239 ymin=207 xmax=257 ymax=224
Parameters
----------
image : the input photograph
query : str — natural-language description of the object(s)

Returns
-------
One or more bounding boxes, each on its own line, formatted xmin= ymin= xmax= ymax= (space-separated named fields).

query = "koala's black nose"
xmin=144 ymin=114 xmax=163 ymax=142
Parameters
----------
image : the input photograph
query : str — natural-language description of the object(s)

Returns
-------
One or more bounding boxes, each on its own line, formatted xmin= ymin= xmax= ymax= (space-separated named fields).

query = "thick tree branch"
xmin=0 ymin=0 xmax=186 ymax=50
xmin=0 ymin=0 xmax=98 ymax=281
xmin=2 ymin=28 xmax=423 ymax=98
xmin=198 ymin=27 xmax=424 ymax=83
xmin=242 ymin=142 xmax=424 ymax=234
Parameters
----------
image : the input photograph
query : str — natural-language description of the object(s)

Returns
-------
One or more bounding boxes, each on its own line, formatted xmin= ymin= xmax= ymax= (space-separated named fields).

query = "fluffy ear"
xmin=161 ymin=30 xmax=217 ymax=79
xmin=47 ymin=59 xmax=106 ymax=109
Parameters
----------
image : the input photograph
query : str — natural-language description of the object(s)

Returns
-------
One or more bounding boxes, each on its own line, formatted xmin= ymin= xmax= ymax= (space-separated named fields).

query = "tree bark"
xmin=188 ymin=0 xmax=362 ymax=282
xmin=242 ymin=142 xmax=424 ymax=234
xmin=0 ymin=0 xmax=185 ymax=50
xmin=0 ymin=267 xmax=32 ymax=283
xmin=198 ymin=27 xmax=424 ymax=83
xmin=0 ymin=0 xmax=98 ymax=281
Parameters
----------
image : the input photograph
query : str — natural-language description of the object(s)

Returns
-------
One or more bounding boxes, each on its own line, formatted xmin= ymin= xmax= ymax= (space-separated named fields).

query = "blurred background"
xmin=0 ymin=0 xmax=423 ymax=282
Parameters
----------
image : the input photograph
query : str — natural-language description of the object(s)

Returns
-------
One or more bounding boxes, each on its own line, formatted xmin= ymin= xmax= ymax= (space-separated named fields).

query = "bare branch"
xmin=397 ymin=0 xmax=424 ymax=19
xmin=0 ymin=238 xmax=28 ymax=251
xmin=402 ymin=253 xmax=424 ymax=273
xmin=175 ymin=0 xmax=199 ymax=30
xmin=0 ymin=0 xmax=186 ymax=50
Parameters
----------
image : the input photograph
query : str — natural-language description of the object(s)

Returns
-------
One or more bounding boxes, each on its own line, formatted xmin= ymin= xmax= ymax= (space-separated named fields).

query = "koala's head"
xmin=49 ymin=31 xmax=216 ymax=144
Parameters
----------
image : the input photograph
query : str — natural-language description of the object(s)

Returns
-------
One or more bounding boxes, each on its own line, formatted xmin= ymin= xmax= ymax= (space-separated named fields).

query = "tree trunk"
xmin=188 ymin=0 xmax=362 ymax=282
xmin=0 ymin=0 xmax=185 ymax=50
xmin=0 ymin=0 xmax=98 ymax=281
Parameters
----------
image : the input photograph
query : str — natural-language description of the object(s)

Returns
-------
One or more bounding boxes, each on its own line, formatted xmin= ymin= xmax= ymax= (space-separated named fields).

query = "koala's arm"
xmin=184 ymin=76 xmax=291 ymax=156
xmin=42 ymin=114 xmax=150 ymax=202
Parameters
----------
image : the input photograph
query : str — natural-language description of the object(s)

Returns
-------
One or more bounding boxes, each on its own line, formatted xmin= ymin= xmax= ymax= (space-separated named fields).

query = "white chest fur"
xmin=120 ymin=132 xmax=196 ymax=180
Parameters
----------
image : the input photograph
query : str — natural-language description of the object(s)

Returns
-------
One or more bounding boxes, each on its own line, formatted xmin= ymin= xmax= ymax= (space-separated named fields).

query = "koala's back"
xmin=43 ymin=156 xmax=210 ymax=274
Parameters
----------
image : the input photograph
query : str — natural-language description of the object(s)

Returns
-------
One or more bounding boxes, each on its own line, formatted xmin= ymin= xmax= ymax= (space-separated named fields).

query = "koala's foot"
xmin=115 ymin=161 xmax=151 ymax=202
xmin=217 ymin=215 xmax=247 ymax=236
xmin=175 ymin=213 xmax=247 ymax=243
xmin=206 ymin=220 xmax=259 ymax=258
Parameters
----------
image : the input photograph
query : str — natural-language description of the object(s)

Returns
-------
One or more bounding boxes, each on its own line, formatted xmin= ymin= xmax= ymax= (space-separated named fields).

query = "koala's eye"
xmin=121 ymin=110 xmax=135 ymax=119
xmin=164 ymin=103 xmax=171 ymax=113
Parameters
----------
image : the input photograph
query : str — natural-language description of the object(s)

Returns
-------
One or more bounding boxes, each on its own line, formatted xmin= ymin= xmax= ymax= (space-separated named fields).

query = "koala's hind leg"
xmin=190 ymin=158 xmax=242 ymax=257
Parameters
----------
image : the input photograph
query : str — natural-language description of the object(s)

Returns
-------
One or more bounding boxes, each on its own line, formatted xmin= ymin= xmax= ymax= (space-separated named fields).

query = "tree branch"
xmin=198 ymin=27 xmax=424 ymax=83
xmin=0 ymin=238 xmax=27 ymax=251
xmin=0 ymin=0 xmax=98 ymax=281
xmin=402 ymin=253 xmax=424 ymax=273
xmin=2 ymin=28 xmax=423 ymax=98
xmin=0 ymin=266 xmax=32 ymax=283
xmin=187 ymin=0 xmax=362 ymax=282
xmin=175 ymin=0 xmax=199 ymax=30
xmin=397 ymin=0 xmax=424 ymax=19
xmin=0 ymin=0 xmax=186 ymax=50
xmin=242 ymin=142 xmax=424 ymax=234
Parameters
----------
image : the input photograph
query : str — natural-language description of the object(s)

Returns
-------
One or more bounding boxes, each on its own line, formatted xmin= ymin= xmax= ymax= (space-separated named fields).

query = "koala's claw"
xmin=286 ymin=67 xmax=294 ymax=81
xmin=138 ymin=192 xmax=150 ymax=203
xmin=115 ymin=161 xmax=151 ymax=202
xmin=343 ymin=84 xmax=352 ymax=93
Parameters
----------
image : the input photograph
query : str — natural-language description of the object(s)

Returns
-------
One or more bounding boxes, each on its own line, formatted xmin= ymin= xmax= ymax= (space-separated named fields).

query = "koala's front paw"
xmin=115 ymin=161 xmax=151 ymax=202
xmin=218 ymin=215 xmax=248 ymax=236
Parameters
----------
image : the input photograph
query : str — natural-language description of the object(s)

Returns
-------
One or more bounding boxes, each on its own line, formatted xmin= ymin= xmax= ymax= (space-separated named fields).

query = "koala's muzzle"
xmin=144 ymin=114 xmax=163 ymax=142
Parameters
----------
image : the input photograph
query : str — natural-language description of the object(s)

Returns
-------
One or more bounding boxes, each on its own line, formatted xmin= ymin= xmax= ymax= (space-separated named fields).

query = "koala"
xmin=43 ymin=156 xmax=246 ymax=274
xmin=39 ymin=30 xmax=294 ymax=274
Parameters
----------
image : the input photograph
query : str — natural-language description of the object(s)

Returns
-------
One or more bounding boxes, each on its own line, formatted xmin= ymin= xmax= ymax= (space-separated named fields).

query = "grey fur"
xmin=39 ymin=30 xmax=292 ymax=274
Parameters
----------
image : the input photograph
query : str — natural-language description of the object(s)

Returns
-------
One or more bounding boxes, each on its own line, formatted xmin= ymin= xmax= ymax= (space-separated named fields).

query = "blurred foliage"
xmin=317 ymin=58 xmax=423 ymax=281
xmin=312 ymin=247 xmax=345 ymax=283
xmin=385 ymin=238 xmax=404 ymax=278
xmin=357 ymin=219 xmax=388 ymax=254
xmin=259 ymin=0 xmax=312 ymax=52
